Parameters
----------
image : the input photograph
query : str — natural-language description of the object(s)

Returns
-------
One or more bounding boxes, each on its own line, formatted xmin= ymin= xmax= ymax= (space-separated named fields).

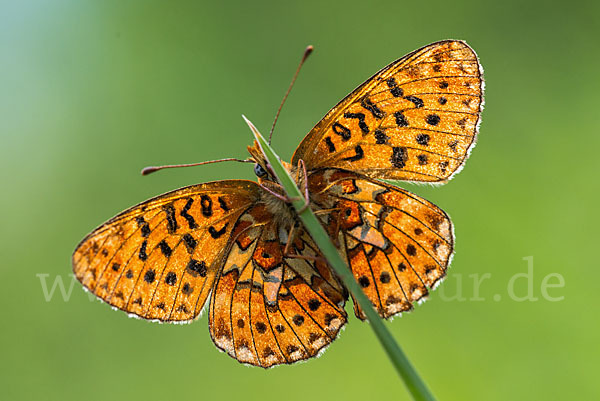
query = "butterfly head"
xmin=247 ymin=141 xmax=281 ymax=184
xmin=253 ymin=163 xmax=268 ymax=178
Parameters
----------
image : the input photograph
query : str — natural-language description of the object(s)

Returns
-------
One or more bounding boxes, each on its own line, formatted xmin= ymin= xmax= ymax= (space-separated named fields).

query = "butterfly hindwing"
xmin=209 ymin=204 xmax=347 ymax=367
xmin=309 ymin=169 xmax=453 ymax=319
xmin=72 ymin=180 xmax=259 ymax=322
xmin=292 ymin=40 xmax=483 ymax=183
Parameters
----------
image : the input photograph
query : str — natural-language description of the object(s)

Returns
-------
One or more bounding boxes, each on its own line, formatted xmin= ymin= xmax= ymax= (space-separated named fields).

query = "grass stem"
xmin=245 ymin=116 xmax=437 ymax=401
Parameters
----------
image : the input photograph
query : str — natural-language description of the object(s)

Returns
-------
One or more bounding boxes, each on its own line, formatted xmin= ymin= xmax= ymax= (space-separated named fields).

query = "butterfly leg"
xmin=282 ymin=221 xmax=299 ymax=256
xmin=282 ymin=222 xmax=328 ymax=264
xmin=327 ymin=214 xmax=343 ymax=248
xmin=293 ymin=159 xmax=311 ymax=213
xmin=259 ymin=178 xmax=309 ymax=213
xmin=259 ymin=183 xmax=290 ymax=202
xmin=311 ymin=207 xmax=343 ymax=248
xmin=259 ymin=181 xmax=305 ymax=206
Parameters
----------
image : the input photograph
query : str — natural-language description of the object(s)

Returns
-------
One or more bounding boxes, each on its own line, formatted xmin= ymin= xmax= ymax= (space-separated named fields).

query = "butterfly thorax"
xmin=247 ymin=141 xmax=304 ymax=227
xmin=258 ymin=179 xmax=295 ymax=226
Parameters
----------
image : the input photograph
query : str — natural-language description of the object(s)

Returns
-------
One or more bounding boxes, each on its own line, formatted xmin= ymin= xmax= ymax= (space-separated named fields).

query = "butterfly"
xmin=72 ymin=40 xmax=483 ymax=368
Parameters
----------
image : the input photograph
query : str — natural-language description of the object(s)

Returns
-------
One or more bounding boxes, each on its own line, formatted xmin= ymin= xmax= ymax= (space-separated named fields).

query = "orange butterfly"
xmin=73 ymin=40 xmax=483 ymax=368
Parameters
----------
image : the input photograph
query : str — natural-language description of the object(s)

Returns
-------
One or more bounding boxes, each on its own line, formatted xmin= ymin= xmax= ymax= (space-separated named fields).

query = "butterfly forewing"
xmin=292 ymin=40 xmax=483 ymax=183
xmin=72 ymin=181 xmax=259 ymax=322
xmin=309 ymin=169 xmax=453 ymax=319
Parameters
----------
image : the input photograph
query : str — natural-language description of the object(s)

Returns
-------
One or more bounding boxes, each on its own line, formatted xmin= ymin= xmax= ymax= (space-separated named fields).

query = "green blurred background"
xmin=2 ymin=1 xmax=598 ymax=400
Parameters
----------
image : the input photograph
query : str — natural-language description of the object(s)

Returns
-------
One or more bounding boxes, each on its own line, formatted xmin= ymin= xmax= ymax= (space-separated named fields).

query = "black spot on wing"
xmin=324 ymin=137 xmax=336 ymax=153
xmin=180 ymin=198 xmax=198 ymax=229
xmin=344 ymin=112 xmax=369 ymax=134
xmin=439 ymin=161 xmax=449 ymax=174
xmin=136 ymin=216 xmax=150 ymax=237
xmin=390 ymin=147 xmax=408 ymax=168
xmin=394 ymin=111 xmax=409 ymax=127
xmin=255 ymin=322 xmax=267 ymax=333
xmin=218 ymin=196 xmax=230 ymax=212
xmin=163 ymin=204 xmax=178 ymax=234
xmin=416 ymin=134 xmax=430 ymax=146
xmin=158 ymin=240 xmax=172 ymax=257
xmin=308 ymin=299 xmax=321 ymax=311
xmin=165 ymin=272 xmax=177 ymax=286
xmin=426 ymin=114 xmax=441 ymax=126
xmin=404 ymin=95 xmax=424 ymax=108
xmin=186 ymin=259 xmax=207 ymax=277
xmin=208 ymin=224 xmax=228 ymax=239
xmin=200 ymin=195 xmax=213 ymax=217
xmin=182 ymin=282 xmax=193 ymax=294
xmin=386 ymin=77 xmax=404 ymax=97
xmin=448 ymin=140 xmax=459 ymax=152
xmin=138 ymin=241 xmax=148 ymax=261
xmin=361 ymin=96 xmax=385 ymax=119
xmin=332 ymin=122 xmax=351 ymax=140
xmin=183 ymin=233 xmax=197 ymax=254
xmin=342 ymin=145 xmax=364 ymax=162
xmin=144 ymin=269 xmax=155 ymax=283
xmin=374 ymin=129 xmax=390 ymax=144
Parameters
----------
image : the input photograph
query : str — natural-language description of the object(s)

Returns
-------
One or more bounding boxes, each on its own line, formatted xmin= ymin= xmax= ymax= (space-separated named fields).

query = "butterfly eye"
xmin=254 ymin=163 xmax=267 ymax=178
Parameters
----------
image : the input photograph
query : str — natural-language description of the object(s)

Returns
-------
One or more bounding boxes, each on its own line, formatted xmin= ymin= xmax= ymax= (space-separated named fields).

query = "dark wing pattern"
xmin=72 ymin=181 xmax=258 ymax=322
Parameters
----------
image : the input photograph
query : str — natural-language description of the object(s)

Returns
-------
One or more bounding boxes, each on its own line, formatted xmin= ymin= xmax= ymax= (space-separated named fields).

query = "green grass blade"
xmin=244 ymin=116 xmax=437 ymax=401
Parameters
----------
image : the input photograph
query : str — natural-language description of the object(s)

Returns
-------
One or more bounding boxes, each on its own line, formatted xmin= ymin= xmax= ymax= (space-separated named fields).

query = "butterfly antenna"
xmin=268 ymin=45 xmax=314 ymax=144
xmin=141 ymin=158 xmax=253 ymax=176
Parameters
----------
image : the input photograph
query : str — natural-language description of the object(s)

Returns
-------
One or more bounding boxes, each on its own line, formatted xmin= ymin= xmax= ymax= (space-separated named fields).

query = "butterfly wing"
xmin=209 ymin=203 xmax=347 ymax=367
xmin=309 ymin=169 xmax=453 ymax=319
xmin=72 ymin=180 xmax=259 ymax=322
xmin=292 ymin=40 xmax=483 ymax=183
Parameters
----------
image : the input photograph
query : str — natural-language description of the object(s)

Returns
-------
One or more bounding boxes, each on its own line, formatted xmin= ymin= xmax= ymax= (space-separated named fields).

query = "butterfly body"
xmin=73 ymin=40 xmax=483 ymax=367
xmin=249 ymin=147 xmax=297 ymax=225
